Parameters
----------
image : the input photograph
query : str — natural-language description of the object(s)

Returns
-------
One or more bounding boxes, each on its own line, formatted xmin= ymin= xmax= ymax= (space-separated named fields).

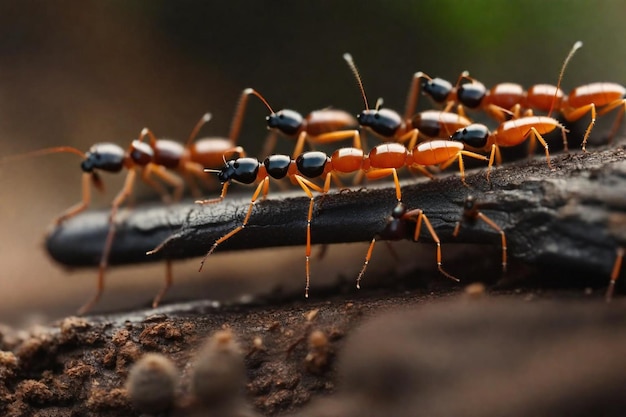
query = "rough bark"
xmin=1 ymin=144 xmax=625 ymax=416
xmin=46 ymin=144 xmax=626 ymax=281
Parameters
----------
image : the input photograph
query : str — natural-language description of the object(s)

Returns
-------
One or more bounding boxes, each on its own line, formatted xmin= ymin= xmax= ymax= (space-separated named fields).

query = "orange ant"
xmin=561 ymin=81 xmax=626 ymax=152
xmin=343 ymin=53 xmax=473 ymax=151
xmin=152 ymin=137 xmax=492 ymax=297
xmin=409 ymin=44 xmax=600 ymax=140
xmin=449 ymin=41 xmax=583 ymax=174
xmin=448 ymin=47 xmax=626 ymax=152
xmin=4 ymin=94 xmax=252 ymax=313
xmin=410 ymin=71 xmax=562 ymax=124
xmin=243 ymin=88 xmax=362 ymax=157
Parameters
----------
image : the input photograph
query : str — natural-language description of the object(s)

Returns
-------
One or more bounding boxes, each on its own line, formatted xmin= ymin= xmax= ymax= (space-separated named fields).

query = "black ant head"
xmin=80 ymin=143 xmax=126 ymax=173
xmin=217 ymin=157 xmax=259 ymax=185
xmin=457 ymin=81 xmax=487 ymax=108
xmin=266 ymin=109 xmax=303 ymax=136
xmin=357 ymin=108 xmax=402 ymax=138
xmin=450 ymin=124 xmax=490 ymax=149
xmin=379 ymin=202 xmax=409 ymax=240
xmin=421 ymin=77 xmax=454 ymax=103
xmin=463 ymin=195 xmax=476 ymax=211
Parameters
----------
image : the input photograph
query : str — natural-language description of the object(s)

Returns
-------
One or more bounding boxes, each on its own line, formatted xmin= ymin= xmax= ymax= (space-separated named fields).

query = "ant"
xmin=343 ymin=54 xmax=474 ymax=152
xmin=243 ymin=88 xmax=362 ymax=158
xmin=453 ymin=196 xmax=507 ymax=272
xmin=409 ymin=71 xmax=561 ymax=124
xmin=409 ymin=43 xmax=601 ymax=142
xmin=561 ymin=81 xmax=626 ymax=152
xmin=4 ymin=94 xmax=252 ymax=313
xmin=150 ymin=136 xmax=490 ymax=297
xmin=356 ymin=201 xmax=458 ymax=290
xmin=449 ymin=41 xmax=583 ymax=175
xmin=450 ymin=45 xmax=626 ymax=153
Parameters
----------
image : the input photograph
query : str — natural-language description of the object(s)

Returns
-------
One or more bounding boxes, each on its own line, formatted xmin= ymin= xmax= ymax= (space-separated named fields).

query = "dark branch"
xmin=45 ymin=144 xmax=626 ymax=278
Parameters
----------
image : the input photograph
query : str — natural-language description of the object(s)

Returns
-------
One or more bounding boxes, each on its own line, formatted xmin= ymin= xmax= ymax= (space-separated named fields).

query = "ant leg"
xmin=598 ymin=99 xmax=626 ymax=143
xmin=528 ymin=127 xmax=552 ymax=169
xmin=292 ymin=131 xmax=309 ymax=159
xmin=485 ymin=104 xmax=515 ymax=123
xmin=138 ymin=127 xmax=159 ymax=147
xmin=141 ymin=165 xmax=185 ymax=203
xmin=149 ymin=166 xmax=185 ymax=202
xmin=196 ymin=182 xmax=230 ymax=205
xmin=404 ymin=72 xmax=429 ymax=120
xmin=397 ymin=128 xmax=419 ymax=150
xmin=228 ymin=88 xmax=254 ymax=144
xmin=198 ymin=178 xmax=269 ymax=272
xmin=78 ymin=169 xmax=137 ymax=315
xmin=303 ymin=130 xmax=362 ymax=156
xmin=403 ymin=208 xmax=459 ymax=282
xmin=439 ymin=151 xmax=488 ymax=185
xmin=562 ymin=104 xmax=596 ymax=152
xmin=453 ymin=201 xmax=507 ymax=272
xmin=293 ymin=175 xmax=325 ymax=298
xmin=185 ymin=113 xmax=212 ymax=148
xmin=55 ymin=172 xmax=92 ymax=225
xmin=439 ymin=153 xmax=467 ymax=186
xmin=356 ymin=237 xmax=378 ymax=289
xmin=259 ymin=131 xmax=279 ymax=159
xmin=366 ymin=168 xmax=402 ymax=201
xmin=486 ymin=144 xmax=498 ymax=182
xmin=152 ymin=260 xmax=173 ymax=308
xmin=181 ymin=162 xmax=206 ymax=198
xmin=606 ymin=247 xmax=625 ymax=303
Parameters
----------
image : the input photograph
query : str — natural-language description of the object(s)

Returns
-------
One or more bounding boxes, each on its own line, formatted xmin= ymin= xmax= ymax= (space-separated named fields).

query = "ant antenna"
xmin=1 ymin=146 xmax=87 ymax=163
xmin=343 ymin=53 xmax=370 ymax=111
xmin=203 ymin=153 xmax=228 ymax=173
xmin=548 ymin=40 xmax=583 ymax=116
xmin=186 ymin=113 xmax=212 ymax=147
xmin=246 ymin=88 xmax=276 ymax=114
xmin=375 ymin=97 xmax=384 ymax=111
xmin=138 ymin=127 xmax=158 ymax=145
xmin=203 ymin=168 xmax=222 ymax=174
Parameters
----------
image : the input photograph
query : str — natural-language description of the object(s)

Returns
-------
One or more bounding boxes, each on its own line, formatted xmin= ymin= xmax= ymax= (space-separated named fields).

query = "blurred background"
xmin=0 ymin=0 xmax=624 ymax=325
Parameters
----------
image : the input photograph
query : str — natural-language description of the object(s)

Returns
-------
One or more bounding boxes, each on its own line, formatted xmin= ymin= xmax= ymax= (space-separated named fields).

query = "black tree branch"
xmin=45 ymin=144 xmax=626 ymax=278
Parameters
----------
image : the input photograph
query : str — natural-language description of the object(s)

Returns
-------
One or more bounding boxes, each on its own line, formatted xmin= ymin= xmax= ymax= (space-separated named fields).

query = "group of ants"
xmin=9 ymin=41 xmax=626 ymax=314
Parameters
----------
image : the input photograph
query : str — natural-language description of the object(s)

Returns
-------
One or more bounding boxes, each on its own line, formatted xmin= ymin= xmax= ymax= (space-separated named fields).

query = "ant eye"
xmin=233 ymin=162 xmax=239 ymax=168
xmin=278 ymin=114 xmax=284 ymax=119
xmin=462 ymin=128 xmax=468 ymax=134
xmin=374 ymin=113 xmax=379 ymax=119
